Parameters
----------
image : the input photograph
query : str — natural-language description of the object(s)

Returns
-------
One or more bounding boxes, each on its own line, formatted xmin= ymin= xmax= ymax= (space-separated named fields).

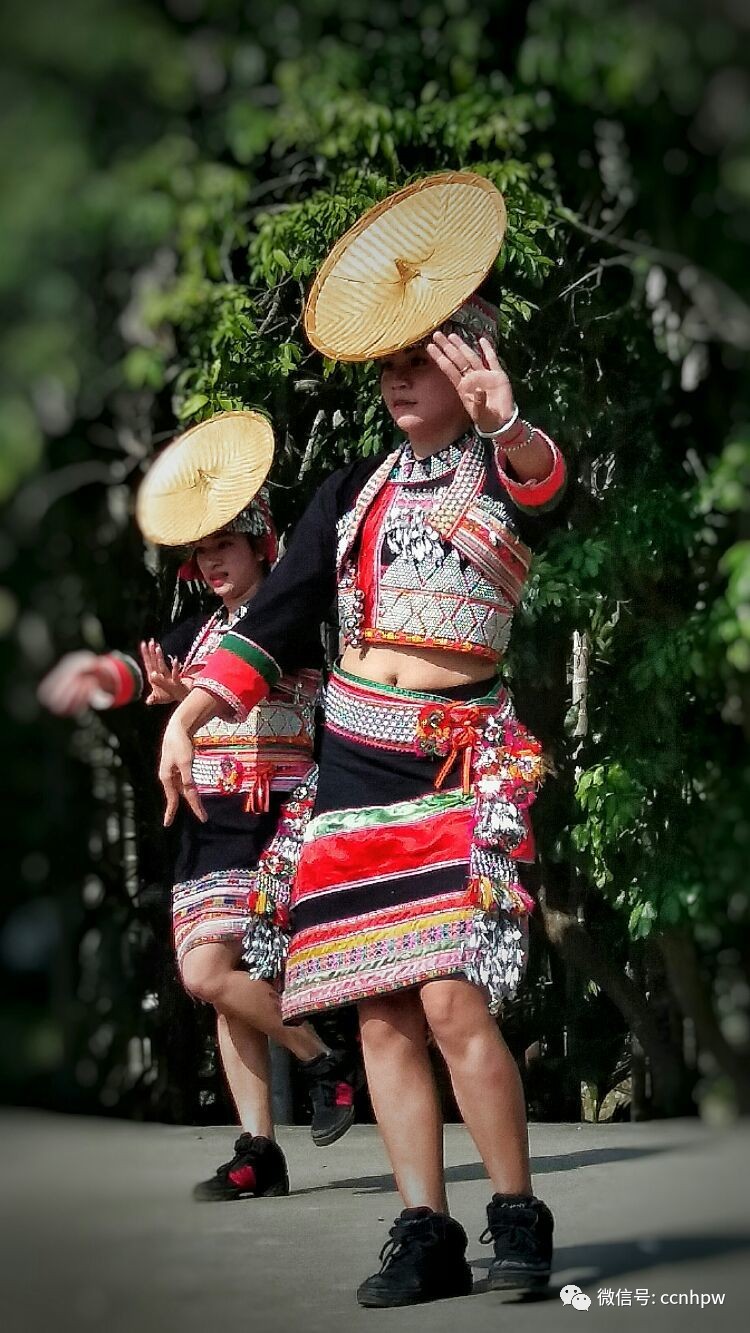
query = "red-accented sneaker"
xmin=303 ymin=1048 xmax=359 ymax=1147
xmin=192 ymin=1133 xmax=289 ymax=1202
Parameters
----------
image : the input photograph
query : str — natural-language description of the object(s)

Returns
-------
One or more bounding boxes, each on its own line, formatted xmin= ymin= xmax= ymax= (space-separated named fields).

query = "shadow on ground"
xmin=292 ymin=1143 xmax=687 ymax=1197
xmin=468 ymin=1232 xmax=750 ymax=1296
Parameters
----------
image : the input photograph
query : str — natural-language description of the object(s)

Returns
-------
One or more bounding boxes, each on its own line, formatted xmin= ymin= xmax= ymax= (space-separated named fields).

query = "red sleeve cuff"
xmin=99 ymin=653 xmax=142 ymax=708
xmin=495 ymin=429 xmax=567 ymax=511
xmin=197 ymin=647 xmax=270 ymax=720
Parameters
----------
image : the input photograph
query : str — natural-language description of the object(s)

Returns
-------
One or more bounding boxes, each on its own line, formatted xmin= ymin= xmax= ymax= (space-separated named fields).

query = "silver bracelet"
xmin=474 ymin=403 xmax=520 ymax=439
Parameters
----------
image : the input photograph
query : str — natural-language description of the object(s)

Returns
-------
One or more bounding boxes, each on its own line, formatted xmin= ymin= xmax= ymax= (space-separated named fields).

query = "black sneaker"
xmin=356 ymin=1207 xmax=473 ymax=1308
xmin=302 ymin=1048 xmax=358 ymax=1147
xmin=192 ymin=1133 xmax=289 ymax=1202
xmin=480 ymin=1194 xmax=554 ymax=1295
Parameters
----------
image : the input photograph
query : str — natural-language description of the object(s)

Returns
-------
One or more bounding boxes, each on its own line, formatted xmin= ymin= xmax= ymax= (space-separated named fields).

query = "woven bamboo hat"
xmin=304 ymin=171 xmax=506 ymax=362
xmin=136 ymin=410 xmax=275 ymax=546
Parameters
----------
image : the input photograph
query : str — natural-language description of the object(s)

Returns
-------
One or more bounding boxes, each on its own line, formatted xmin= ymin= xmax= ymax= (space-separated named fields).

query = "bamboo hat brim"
xmin=304 ymin=171 xmax=507 ymax=362
xmin=135 ymin=410 xmax=275 ymax=546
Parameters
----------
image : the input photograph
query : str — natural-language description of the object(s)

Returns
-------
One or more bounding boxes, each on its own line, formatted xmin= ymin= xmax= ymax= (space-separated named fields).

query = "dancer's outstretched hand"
xmin=426 ymin=331 xmax=515 ymax=434
xmin=38 ymin=652 xmax=117 ymax=716
xmin=140 ymin=639 xmax=189 ymax=706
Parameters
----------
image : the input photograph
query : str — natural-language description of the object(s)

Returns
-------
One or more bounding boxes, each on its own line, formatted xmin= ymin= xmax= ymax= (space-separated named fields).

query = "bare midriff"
xmin=339 ymin=642 xmax=500 ymax=692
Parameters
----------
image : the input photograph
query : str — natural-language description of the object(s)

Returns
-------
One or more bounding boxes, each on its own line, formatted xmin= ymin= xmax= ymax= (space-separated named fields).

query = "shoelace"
xmin=479 ymin=1208 xmax=538 ymax=1253
xmin=378 ymin=1221 xmax=439 ymax=1273
xmin=215 ymin=1137 xmax=255 ymax=1180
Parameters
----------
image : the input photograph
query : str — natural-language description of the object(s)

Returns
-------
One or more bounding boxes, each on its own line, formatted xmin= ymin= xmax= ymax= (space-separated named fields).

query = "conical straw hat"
xmin=304 ymin=171 xmax=506 ymax=362
xmin=136 ymin=410 xmax=275 ymax=546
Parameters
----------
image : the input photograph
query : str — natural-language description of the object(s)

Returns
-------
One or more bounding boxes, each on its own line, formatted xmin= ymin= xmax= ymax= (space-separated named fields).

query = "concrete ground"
xmin=0 ymin=1113 xmax=747 ymax=1333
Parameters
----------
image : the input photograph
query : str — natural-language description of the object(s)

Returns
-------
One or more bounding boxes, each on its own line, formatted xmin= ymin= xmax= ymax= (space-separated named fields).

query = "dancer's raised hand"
xmin=426 ymin=332 xmax=515 ymax=434
xmin=140 ymin=639 xmax=189 ymax=706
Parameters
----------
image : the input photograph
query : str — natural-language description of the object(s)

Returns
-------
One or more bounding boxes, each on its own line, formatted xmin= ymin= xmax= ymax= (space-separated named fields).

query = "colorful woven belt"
xmin=324 ymin=667 xmax=513 ymax=760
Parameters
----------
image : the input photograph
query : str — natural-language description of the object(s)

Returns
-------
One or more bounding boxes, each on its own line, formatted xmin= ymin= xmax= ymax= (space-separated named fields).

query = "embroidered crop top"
xmin=196 ymin=426 xmax=567 ymax=720
xmin=336 ymin=432 xmax=562 ymax=661
xmin=100 ymin=604 xmax=320 ymax=807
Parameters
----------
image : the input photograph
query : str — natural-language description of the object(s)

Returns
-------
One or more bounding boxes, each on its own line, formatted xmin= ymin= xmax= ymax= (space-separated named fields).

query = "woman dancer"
xmin=39 ymin=416 xmax=356 ymax=1202
xmin=157 ymin=180 xmax=567 ymax=1303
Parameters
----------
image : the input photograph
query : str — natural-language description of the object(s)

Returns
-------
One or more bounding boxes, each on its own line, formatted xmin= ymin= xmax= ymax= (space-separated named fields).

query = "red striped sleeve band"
xmin=197 ymin=636 xmax=279 ymax=720
xmin=98 ymin=653 xmax=143 ymax=709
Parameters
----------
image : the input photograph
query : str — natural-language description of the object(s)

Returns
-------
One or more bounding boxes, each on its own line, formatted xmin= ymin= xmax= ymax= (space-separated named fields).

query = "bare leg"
xmin=420 ymin=978 xmax=532 ymax=1196
xmin=216 ymin=1012 xmax=274 ymax=1138
xmin=180 ymin=941 xmax=327 ymax=1063
xmin=358 ymin=991 xmax=447 ymax=1213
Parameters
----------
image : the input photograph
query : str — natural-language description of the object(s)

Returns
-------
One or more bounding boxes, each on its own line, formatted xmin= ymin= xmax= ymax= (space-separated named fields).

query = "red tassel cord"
xmin=244 ymin=766 xmax=273 ymax=814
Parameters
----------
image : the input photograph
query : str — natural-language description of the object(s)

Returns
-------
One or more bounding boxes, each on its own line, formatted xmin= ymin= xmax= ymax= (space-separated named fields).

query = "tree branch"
xmin=557 ymin=208 xmax=750 ymax=349
xmin=538 ymin=887 xmax=690 ymax=1114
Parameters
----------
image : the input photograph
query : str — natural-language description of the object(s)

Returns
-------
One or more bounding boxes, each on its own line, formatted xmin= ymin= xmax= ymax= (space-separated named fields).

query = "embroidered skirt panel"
xmin=256 ymin=670 xmax=544 ymax=1022
xmin=172 ymin=793 xmax=283 ymax=965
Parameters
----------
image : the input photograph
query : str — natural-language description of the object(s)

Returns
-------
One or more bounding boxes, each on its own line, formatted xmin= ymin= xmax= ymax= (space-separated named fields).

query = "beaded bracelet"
xmin=498 ymin=421 xmax=535 ymax=454
xmin=474 ymin=403 xmax=520 ymax=439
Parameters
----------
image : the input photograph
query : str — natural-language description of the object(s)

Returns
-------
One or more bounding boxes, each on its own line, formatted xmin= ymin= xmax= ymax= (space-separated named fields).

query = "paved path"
xmin=0 ymin=1114 xmax=747 ymax=1333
